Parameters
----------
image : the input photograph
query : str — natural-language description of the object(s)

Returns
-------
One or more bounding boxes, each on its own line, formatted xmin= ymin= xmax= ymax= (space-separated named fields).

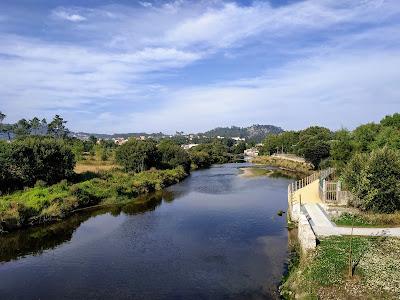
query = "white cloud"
xmin=52 ymin=8 xmax=87 ymax=22
xmin=0 ymin=0 xmax=399 ymax=132
xmin=139 ymin=2 xmax=153 ymax=8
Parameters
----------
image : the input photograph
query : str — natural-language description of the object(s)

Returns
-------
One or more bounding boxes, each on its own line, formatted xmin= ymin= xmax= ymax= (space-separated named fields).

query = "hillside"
xmin=203 ymin=124 xmax=283 ymax=142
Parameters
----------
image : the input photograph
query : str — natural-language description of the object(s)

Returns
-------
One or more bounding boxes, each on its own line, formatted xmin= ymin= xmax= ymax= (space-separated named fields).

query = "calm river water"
xmin=0 ymin=163 xmax=294 ymax=299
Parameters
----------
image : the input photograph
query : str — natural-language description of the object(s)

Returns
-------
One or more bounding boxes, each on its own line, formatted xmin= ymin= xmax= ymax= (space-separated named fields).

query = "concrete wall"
xmin=298 ymin=213 xmax=317 ymax=253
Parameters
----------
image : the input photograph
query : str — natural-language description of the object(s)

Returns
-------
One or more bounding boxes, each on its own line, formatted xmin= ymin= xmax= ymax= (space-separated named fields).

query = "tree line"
xmin=261 ymin=113 xmax=400 ymax=212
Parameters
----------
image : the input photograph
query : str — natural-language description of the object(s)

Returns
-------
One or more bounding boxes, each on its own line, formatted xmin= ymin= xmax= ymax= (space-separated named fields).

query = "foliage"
xmin=333 ymin=212 xmax=400 ymax=227
xmin=0 ymin=137 xmax=75 ymax=193
xmin=232 ymin=141 xmax=247 ymax=154
xmin=342 ymin=147 xmax=400 ymax=212
xmin=203 ymin=124 xmax=283 ymax=143
xmin=158 ymin=140 xmax=191 ymax=172
xmin=190 ymin=141 xmax=230 ymax=164
xmin=0 ymin=167 xmax=187 ymax=231
xmin=261 ymin=131 xmax=299 ymax=155
xmin=295 ymin=135 xmax=330 ymax=169
xmin=330 ymin=129 xmax=354 ymax=168
xmin=189 ymin=150 xmax=212 ymax=169
xmin=380 ymin=112 xmax=400 ymax=129
xmin=115 ymin=139 xmax=160 ymax=172
xmin=48 ymin=115 xmax=69 ymax=139
xmin=352 ymin=123 xmax=381 ymax=152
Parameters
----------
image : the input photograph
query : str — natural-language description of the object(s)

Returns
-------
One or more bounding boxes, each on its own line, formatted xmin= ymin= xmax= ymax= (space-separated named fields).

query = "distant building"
xmin=244 ymin=148 xmax=259 ymax=157
xmin=182 ymin=143 xmax=199 ymax=150
xmin=232 ymin=137 xmax=245 ymax=141
xmin=113 ymin=137 xmax=128 ymax=145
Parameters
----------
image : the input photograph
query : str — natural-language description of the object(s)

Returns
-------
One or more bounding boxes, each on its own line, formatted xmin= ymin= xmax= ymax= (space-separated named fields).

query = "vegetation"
xmin=158 ymin=140 xmax=191 ymax=172
xmin=341 ymin=147 xmax=400 ymax=212
xmin=115 ymin=139 xmax=161 ymax=172
xmin=202 ymin=124 xmax=283 ymax=143
xmin=189 ymin=140 xmax=231 ymax=165
xmin=333 ymin=212 xmax=400 ymax=227
xmin=281 ymin=236 xmax=400 ymax=299
xmin=0 ymin=137 xmax=75 ymax=193
xmin=252 ymin=155 xmax=313 ymax=175
xmin=0 ymin=167 xmax=187 ymax=232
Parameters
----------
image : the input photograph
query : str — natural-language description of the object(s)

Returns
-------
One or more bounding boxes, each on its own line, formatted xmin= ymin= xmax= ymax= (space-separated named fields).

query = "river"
xmin=0 ymin=163 xmax=293 ymax=299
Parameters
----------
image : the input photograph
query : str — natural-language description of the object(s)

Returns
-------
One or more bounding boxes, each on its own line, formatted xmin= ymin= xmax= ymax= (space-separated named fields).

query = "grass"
xmin=74 ymin=158 xmax=121 ymax=174
xmin=281 ymin=236 xmax=400 ymax=299
xmin=0 ymin=167 xmax=188 ymax=232
xmin=333 ymin=212 xmax=400 ymax=227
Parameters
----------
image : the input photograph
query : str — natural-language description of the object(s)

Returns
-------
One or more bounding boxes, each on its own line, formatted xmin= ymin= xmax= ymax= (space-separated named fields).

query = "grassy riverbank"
xmin=0 ymin=167 xmax=187 ymax=232
xmin=252 ymin=155 xmax=313 ymax=175
xmin=281 ymin=236 xmax=400 ymax=299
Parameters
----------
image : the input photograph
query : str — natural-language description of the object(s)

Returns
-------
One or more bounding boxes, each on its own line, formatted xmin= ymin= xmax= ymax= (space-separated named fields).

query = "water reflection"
xmin=0 ymin=190 xmax=175 ymax=263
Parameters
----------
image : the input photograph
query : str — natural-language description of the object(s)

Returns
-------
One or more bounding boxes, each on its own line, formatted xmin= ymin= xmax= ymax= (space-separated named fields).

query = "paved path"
xmin=303 ymin=203 xmax=400 ymax=237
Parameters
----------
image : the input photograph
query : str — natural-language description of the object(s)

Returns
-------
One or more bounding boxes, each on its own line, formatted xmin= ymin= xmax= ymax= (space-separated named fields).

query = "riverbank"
xmin=0 ymin=167 xmax=187 ymax=233
xmin=252 ymin=155 xmax=313 ymax=175
xmin=239 ymin=166 xmax=303 ymax=180
xmin=281 ymin=235 xmax=400 ymax=299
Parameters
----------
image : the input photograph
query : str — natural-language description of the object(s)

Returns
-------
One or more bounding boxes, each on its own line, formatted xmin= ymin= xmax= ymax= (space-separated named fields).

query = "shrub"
xmin=343 ymin=147 xmax=400 ymax=212
xmin=115 ymin=139 xmax=160 ymax=172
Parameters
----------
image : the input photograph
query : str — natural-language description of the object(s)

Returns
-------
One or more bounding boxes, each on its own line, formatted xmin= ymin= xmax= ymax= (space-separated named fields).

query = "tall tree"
xmin=48 ymin=115 xmax=69 ymax=139
xmin=30 ymin=117 xmax=41 ymax=135
xmin=13 ymin=118 xmax=31 ymax=137
xmin=0 ymin=111 xmax=5 ymax=125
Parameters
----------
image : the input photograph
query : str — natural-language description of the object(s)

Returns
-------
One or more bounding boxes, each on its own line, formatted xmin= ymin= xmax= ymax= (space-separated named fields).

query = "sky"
xmin=0 ymin=0 xmax=399 ymax=134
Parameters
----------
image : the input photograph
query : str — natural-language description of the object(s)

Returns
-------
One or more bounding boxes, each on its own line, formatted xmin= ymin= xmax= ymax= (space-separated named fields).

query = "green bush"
xmin=342 ymin=147 xmax=400 ymax=212
xmin=0 ymin=137 xmax=75 ymax=193
xmin=115 ymin=139 xmax=160 ymax=172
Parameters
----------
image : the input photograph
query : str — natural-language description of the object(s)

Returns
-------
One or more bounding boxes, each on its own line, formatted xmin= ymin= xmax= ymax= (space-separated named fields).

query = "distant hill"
xmin=1 ymin=124 xmax=283 ymax=143
xmin=202 ymin=124 xmax=283 ymax=142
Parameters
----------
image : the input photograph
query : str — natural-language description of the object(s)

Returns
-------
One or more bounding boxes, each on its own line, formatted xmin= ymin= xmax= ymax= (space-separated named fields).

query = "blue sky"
xmin=0 ymin=0 xmax=399 ymax=133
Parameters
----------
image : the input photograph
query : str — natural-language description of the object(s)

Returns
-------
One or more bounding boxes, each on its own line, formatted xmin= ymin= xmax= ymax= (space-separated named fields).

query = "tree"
xmin=0 ymin=141 xmax=18 ymax=193
xmin=10 ymin=137 xmax=75 ymax=187
xmin=330 ymin=129 xmax=354 ymax=168
xmin=158 ymin=140 xmax=191 ymax=172
xmin=380 ymin=113 xmax=400 ymax=129
xmin=30 ymin=117 xmax=41 ymax=135
xmin=0 ymin=137 xmax=76 ymax=193
xmin=261 ymin=131 xmax=300 ymax=155
xmin=296 ymin=135 xmax=330 ymax=169
xmin=189 ymin=151 xmax=212 ymax=169
xmin=342 ymin=147 xmax=400 ymax=212
xmin=352 ymin=123 xmax=380 ymax=152
xmin=48 ymin=115 xmax=69 ymax=139
xmin=233 ymin=141 xmax=247 ymax=154
xmin=13 ymin=118 xmax=31 ymax=137
xmin=371 ymin=126 xmax=400 ymax=151
xmin=115 ymin=139 xmax=160 ymax=172
xmin=190 ymin=141 xmax=230 ymax=164
xmin=0 ymin=111 xmax=5 ymax=125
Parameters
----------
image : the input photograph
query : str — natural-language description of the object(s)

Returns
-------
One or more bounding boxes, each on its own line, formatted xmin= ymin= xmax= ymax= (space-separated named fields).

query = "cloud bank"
xmin=0 ymin=0 xmax=399 ymax=133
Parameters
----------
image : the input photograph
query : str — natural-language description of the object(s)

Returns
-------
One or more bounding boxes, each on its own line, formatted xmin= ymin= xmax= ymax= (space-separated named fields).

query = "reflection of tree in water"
xmin=0 ymin=190 xmax=177 ymax=263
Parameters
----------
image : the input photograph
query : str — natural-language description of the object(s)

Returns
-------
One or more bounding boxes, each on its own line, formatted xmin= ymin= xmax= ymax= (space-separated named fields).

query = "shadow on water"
xmin=0 ymin=190 xmax=176 ymax=263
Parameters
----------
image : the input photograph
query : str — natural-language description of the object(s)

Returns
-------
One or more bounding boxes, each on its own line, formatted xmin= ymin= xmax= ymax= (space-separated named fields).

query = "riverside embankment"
xmin=282 ymin=169 xmax=400 ymax=299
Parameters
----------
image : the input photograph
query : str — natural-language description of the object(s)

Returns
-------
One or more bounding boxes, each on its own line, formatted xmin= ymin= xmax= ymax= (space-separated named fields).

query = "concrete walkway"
xmin=303 ymin=203 xmax=400 ymax=237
